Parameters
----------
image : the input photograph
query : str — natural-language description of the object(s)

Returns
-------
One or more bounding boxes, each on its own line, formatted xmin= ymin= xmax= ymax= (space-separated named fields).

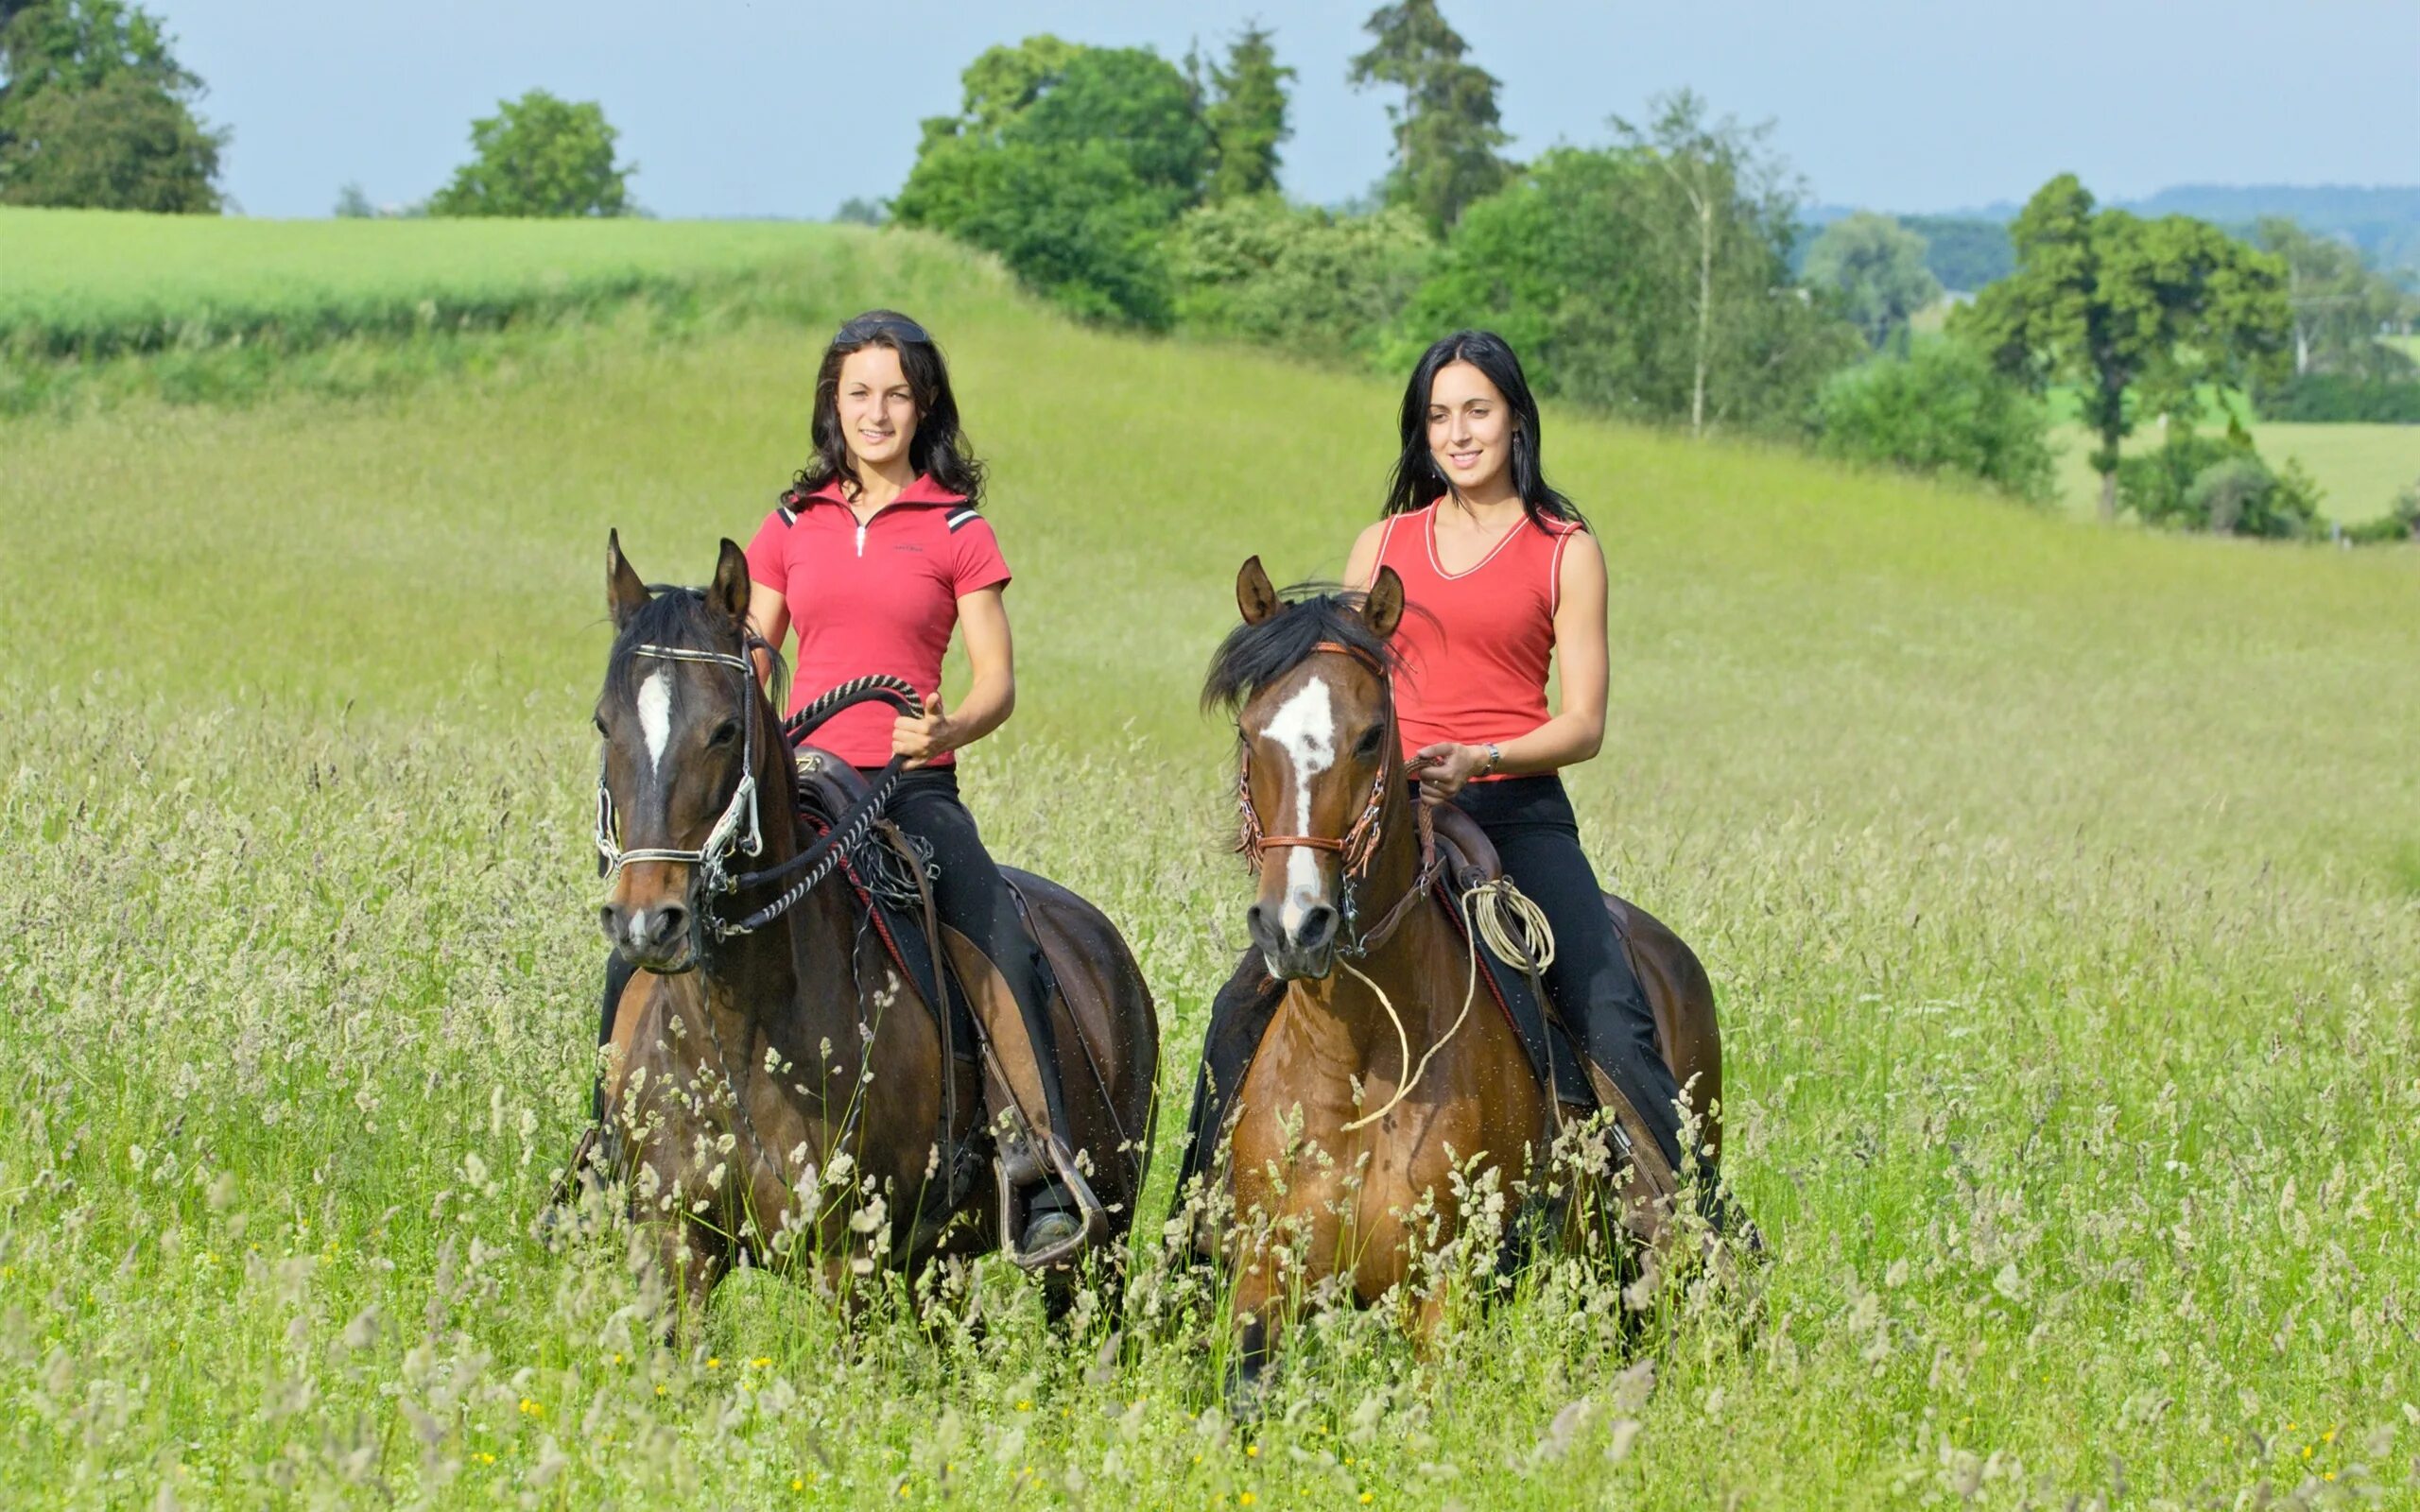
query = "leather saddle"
xmin=1428 ymin=801 xmax=1504 ymax=888
xmin=789 ymin=747 xmax=1108 ymax=1270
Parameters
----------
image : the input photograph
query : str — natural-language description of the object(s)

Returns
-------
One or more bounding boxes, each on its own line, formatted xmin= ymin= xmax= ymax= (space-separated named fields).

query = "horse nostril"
xmin=649 ymin=904 xmax=689 ymax=950
xmin=598 ymin=905 xmax=620 ymax=941
xmin=1296 ymin=905 xmax=1338 ymax=952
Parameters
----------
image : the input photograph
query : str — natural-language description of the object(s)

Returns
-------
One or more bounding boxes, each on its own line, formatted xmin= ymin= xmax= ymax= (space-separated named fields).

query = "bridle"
xmin=596 ymin=642 xmax=767 ymax=901
xmin=1236 ymin=640 xmax=1438 ymax=956
xmin=595 ymin=634 xmax=921 ymax=970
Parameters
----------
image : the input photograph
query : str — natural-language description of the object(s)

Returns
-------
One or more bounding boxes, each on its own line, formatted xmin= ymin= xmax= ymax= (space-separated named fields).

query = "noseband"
xmin=1236 ymin=640 xmax=1436 ymax=955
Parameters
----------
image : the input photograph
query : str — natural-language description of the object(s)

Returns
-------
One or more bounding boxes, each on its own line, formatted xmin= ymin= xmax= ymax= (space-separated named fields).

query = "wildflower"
xmin=752 ymin=1356 xmax=772 ymax=1369
xmin=1015 ymin=1399 xmax=1033 ymax=1413
xmin=1241 ymin=1495 xmax=1258 ymax=1507
xmin=2303 ymin=1446 xmax=2313 ymax=1459
xmin=2323 ymin=1428 xmax=2337 ymax=1443
xmin=1360 ymin=1497 xmax=1374 ymax=1506
xmin=708 ymin=1356 xmax=721 ymax=1369
xmin=655 ymin=1383 xmax=667 ymax=1397
xmin=518 ymin=1398 xmax=543 ymax=1418
xmin=791 ymin=1478 xmax=804 ymax=1491
xmin=1246 ymin=1444 xmax=1259 ymax=1458
xmin=613 ymin=1353 xmax=625 ymax=1365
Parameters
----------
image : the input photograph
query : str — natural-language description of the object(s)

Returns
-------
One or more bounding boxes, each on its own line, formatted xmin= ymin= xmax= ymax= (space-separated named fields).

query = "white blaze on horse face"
xmin=1263 ymin=675 xmax=1337 ymax=936
xmin=637 ymin=669 xmax=673 ymax=780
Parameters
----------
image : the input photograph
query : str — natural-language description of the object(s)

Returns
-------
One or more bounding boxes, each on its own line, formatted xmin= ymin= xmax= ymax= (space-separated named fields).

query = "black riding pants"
xmin=875 ymin=768 xmax=1068 ymax=1140
xmin=1450 ymin=776 xmax=1689 ymax=1177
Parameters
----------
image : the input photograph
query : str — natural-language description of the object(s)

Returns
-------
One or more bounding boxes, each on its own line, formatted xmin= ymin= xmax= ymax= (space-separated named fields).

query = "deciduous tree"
xmin=0 ymin=0 xmax=223 ymax=211
xmin=896 ymin=37 xmax=1210 ymax=327
xmin=1953 ymin=175 xmax=2290 ymax=523
xmin=1805 ymin=211 xmax=1941 ymax=351
xmin=427 ymin=90 xmax=632 ymax=218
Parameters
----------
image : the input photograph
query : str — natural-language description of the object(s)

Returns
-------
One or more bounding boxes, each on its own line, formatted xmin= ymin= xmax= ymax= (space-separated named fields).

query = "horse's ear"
xmin=608 ymin=529 xmax=648 ymax=629
xmin=708 ymin=538 xmax=751 ymax=624
xmin=1362 ymin=565 xmax=1405 ymax=640
xmin=1236 ymin=555 xmax=1280 ymax=626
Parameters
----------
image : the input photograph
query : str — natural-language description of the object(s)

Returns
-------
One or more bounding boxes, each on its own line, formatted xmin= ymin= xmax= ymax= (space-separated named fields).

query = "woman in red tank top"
xmin=1340 ymin=331 xmax=1696 ymax=1183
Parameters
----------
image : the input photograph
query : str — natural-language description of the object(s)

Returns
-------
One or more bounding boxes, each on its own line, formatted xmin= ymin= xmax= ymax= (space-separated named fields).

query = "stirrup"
xmin=994 ymin=1128 xmax=1110 ymax=1272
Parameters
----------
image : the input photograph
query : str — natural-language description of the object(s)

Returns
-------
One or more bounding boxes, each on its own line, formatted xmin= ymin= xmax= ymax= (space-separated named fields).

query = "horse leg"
xmin=637 ymin=1219 xmax=725 ymax=1341
xmin=1226 ymin=1277 xmax=1285 ymax=1415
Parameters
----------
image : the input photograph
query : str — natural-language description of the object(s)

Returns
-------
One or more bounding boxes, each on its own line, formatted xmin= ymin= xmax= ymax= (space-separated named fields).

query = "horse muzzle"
xmin=1247 ymin=900 xmax=1340 ymax=982
xmin=600 ymin=900 xmax=700 ymax=974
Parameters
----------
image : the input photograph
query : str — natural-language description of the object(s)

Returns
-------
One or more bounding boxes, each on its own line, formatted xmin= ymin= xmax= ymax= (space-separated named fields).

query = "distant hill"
xmin=1805 ymin=184 xmax=2420 ymax=290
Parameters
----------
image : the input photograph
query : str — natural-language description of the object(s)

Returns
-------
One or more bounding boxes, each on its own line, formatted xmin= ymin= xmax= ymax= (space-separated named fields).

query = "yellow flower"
xmin=613 ymin=1352 xmax=625 ymax=1365
xmin=1360 ymin=1496 xmax=1375 ymax=1506
xmin=1015 ymin=1399 xmax=1034 ymax=1412
xmin=1246 ymin=1444 xmax=1259 ymax=1458
xmin=791 ymin=1478 xmax=804 ymax=1492
xmin=707 ymin=1356 xmax=721 ymax=1368
xmin=655 ymin=1383 xmax=667 ymax=1397
xmin=1240 ymin=1494 xmax=1258 ymax=1508
xmin=2325 ymin=1472 xmax=2337 ymax=1483
xmin=752 ymin=1356 xmax=772 ymax=1368
xmin=2303 ymin=1445 xmax=2313 ymax=1459
xmin=2323 ymin=1429 xmax=2337 ymax=1443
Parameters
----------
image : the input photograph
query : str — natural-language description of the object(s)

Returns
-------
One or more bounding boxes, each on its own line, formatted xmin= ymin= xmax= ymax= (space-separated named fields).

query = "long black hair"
xmin=786 ymin=310 xmax=986 ymax=506
xmin=1379 ymin=329 xmax=1583 ymax=532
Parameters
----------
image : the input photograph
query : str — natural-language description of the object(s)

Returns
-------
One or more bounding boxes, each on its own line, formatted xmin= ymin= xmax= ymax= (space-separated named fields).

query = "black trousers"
xmin=593 ymin=768 xmax=1065 ymax=1143
xmin=1450 ymin=776 xmax=1688 ymax=1177
xmin=876 ymin=768 xmax=1068 ymax=1140
xmin=1177 ymin=775 xmax=1694 ymax=1193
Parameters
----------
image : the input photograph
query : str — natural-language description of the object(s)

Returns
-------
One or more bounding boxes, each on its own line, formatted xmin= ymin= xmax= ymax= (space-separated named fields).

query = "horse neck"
xmin=1317 ymin=744 xmax=1461 ymax=1048
xmin=692 ymin=693 xmax=863 ymax=1084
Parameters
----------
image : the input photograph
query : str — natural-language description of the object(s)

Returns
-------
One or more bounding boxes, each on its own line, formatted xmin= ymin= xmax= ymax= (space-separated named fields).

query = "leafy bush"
xmin=1809 ymin=338 xmax=2053 ymax=498
xmin=1170 ymin=196 xmax=1432 ymax=361
xmin=2259 ymin=373 xmax=2420 ymax=423
xmin=2118 ymin=429 xmax=2325 ymax=539
xmin=2345 ymin=484 xmax=2420 ymax=545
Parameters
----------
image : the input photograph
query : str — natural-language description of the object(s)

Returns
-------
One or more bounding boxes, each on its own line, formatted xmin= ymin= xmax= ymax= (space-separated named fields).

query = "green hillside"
xmin=4 ymin=224 xmax=2415 ymax=1507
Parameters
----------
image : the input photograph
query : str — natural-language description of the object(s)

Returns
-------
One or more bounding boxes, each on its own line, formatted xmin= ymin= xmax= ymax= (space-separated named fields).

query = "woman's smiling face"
xmin=1425 ymin=359 xmax=1512 ymax=497
xmin=835 ymin=344 xmax=920 ymax=472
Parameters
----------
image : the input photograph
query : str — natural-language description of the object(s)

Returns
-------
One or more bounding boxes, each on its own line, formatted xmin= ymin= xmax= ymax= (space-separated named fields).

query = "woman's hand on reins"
xmin=893 ymin=693 xmax=959 ymax=768
xmin=1409 ymin=742 xmax=1486 ymax=806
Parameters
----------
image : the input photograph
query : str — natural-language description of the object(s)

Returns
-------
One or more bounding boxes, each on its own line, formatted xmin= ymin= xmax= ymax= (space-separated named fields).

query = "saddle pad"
xmin=801 ymin=811 xmax=978 ymax=1065
xmin=1426 ymin=874 xmax=1596 ymax=1110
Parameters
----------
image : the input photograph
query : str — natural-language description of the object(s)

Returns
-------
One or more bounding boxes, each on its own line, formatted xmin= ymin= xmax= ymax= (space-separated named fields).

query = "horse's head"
xmin=1205 ymin=556 xmax=1408 ymax=982
xmin=594 ymin=531 xmax=766 ymax=973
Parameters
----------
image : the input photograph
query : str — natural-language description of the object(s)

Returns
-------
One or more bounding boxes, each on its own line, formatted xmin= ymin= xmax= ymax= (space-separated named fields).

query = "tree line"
xmin=6 ymin=0 xmax=2409 ymax=541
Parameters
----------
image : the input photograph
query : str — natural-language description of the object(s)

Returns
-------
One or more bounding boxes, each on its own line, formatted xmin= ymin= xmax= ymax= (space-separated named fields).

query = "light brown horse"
xmin=583 ymin=534 xmax=1158 ymax=1326
xmin=1201 ymin=557 xmax=1722 ymax=1383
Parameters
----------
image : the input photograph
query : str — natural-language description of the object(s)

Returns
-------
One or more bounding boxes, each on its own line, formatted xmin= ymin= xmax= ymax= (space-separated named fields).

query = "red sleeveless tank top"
xmin=1374 ymin=503 xmax=1582 ymax=777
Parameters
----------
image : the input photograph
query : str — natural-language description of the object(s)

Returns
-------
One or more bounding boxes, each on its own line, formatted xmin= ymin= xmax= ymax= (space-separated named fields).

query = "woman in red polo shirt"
xmin=1339 ymin=329 xmax=1696 ymax=1191
xmin=741 ymin=309 xmax=1084 ymax=1263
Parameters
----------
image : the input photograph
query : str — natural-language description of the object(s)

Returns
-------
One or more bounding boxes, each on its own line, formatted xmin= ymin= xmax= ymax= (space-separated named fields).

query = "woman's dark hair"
xmin=786 ymin=310 xmax=985 ymax=506
xmin=1380 ymin=329 xmax=1583 ymax=532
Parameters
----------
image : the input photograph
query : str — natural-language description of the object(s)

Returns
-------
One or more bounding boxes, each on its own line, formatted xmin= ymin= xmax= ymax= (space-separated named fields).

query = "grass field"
xmin=5 ymin=223 xmax=2418 ymax=1508
xmin=2050 ymin=420 xmax=2419 ymax=525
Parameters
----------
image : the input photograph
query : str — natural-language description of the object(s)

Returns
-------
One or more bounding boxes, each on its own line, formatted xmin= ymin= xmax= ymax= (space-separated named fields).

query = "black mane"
xmin=1201 ymin=582 xmax=1403 ymax=714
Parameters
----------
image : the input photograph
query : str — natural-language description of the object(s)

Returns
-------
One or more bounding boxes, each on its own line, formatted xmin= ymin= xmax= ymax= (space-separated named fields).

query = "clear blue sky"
xmin=160 ymin=0 xmax=2419 ymax=219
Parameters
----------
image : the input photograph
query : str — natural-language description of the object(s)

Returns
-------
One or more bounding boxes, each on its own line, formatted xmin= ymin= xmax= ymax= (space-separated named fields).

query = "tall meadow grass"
xmin=2 ymin=232 xmax=2415 ymax=1506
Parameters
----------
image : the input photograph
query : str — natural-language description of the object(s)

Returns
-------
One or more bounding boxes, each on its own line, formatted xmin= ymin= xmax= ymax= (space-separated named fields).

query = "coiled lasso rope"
xmin=1339 ymin=878 xmax=1558 ymax=1132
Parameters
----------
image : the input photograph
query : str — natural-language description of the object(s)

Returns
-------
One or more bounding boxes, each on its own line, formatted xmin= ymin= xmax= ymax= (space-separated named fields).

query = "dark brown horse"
xmin=583 ymin=534 xmax=1158 ymax=1325
xmin=1201 ymin=558 xmax=1722 ymax=1379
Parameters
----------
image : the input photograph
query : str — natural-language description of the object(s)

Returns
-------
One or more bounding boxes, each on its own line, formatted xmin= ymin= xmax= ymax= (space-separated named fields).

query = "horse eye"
xmin=707 ymin=720 xmax=740 ymax=747
xmin=593 ymin=714 xmax=609 ymax=737
xmin=1355 ymin=724 xmax=1386 ymax=759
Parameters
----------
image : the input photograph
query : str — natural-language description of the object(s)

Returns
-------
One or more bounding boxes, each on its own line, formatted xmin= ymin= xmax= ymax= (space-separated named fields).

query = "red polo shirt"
xmin=744 ymin=474 xmax=1011 ymax=768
